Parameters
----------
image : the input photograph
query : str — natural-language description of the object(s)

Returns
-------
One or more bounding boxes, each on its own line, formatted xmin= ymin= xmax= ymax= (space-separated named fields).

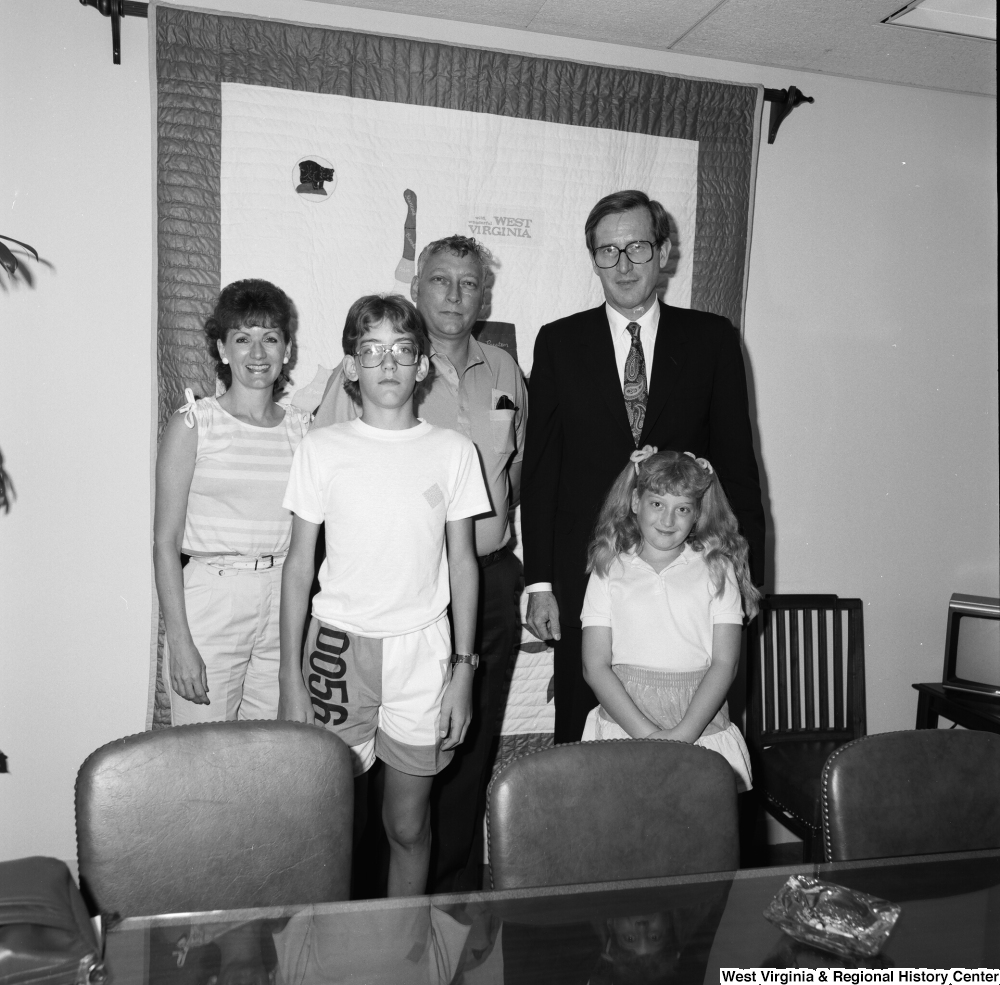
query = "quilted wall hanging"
xmin=150 ymin=3 xmax=764 ymax=750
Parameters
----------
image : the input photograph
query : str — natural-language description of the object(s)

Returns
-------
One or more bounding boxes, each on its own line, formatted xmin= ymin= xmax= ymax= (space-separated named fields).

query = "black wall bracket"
xmin=80 ymin=0 xmax=148 ymax=65
xmin=763 ymin=86 xmax=814 ymax=144
xmin=81 ymin=1 xmax=811 ymax=140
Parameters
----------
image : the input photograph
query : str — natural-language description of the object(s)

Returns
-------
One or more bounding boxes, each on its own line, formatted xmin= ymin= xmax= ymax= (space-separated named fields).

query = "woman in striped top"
xmin=154 ymin=279 xmax=311 ymax=725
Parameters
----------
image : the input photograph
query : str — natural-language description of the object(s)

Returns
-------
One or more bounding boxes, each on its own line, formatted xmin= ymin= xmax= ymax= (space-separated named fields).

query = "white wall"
xmin=746 ymin=76 xmax=998 ymax=732
xmin=1 ymin=0 xmax=996 ymax=864
xmin=1 ymin=3 xmax=154 ymax=864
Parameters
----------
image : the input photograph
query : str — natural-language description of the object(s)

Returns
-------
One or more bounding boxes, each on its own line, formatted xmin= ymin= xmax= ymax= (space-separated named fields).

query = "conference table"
xmin=103 ymin=849 xmax=999 ymax=983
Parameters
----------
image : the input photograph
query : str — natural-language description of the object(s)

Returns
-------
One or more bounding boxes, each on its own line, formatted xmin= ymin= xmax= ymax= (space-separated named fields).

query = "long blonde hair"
xmin=586 ymin=450 xmax=760 ymax=617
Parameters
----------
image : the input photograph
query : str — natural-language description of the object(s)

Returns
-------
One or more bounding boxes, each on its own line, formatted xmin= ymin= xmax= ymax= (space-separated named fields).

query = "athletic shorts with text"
xmin=302 ymin=614 xmax=454 ymax=777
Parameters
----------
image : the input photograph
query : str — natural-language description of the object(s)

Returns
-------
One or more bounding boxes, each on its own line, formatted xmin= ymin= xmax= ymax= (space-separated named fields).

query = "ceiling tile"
xmin=671 ymin=0 xmax=996 ymax=95
xmin=306 ymin=0 xmax=997 ymax=95
xmin=307 ymin=0 xmax=549 ymax=31
xmin=525 ymin=0 xmax=724 ymax=50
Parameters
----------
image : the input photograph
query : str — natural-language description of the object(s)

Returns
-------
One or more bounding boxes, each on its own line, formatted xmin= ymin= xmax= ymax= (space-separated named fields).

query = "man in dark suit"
xmin=521 ymin=189 xmax=765 ymax=743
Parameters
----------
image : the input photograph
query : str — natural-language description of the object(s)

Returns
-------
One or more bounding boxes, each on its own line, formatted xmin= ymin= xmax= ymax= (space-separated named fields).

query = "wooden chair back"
xmin=749 ymin=595 xmax=866 ymax=748
xmin=746 ymin=595 xmax=867 ymax=859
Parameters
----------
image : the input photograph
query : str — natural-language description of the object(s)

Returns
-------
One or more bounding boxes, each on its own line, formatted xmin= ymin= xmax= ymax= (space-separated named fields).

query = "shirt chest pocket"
xmin=490 ymin=388 xmax=517 ymax=456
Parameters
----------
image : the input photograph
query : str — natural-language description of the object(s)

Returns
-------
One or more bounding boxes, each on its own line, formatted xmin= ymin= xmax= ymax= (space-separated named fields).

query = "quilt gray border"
xmin=150 ymin=2 xmax=762 ymax=727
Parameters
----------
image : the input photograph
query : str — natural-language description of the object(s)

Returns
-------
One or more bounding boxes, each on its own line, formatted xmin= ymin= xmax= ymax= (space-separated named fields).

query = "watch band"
xmin=450 ymin=652 xmax=480 ymax=669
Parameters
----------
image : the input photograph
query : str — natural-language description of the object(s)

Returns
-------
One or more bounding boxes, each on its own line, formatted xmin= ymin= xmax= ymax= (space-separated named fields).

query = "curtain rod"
xmin=80 ymin=1 xmax=148 ymax=64
xmin=80 ymin=1 xmax=813 ymax=141
xmin=763 ymin=87 xmax=814 ymax=143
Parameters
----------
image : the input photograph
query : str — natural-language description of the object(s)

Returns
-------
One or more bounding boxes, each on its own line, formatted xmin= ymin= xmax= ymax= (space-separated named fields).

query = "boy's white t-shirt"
xmin=580 ymin=545 xmax=744 ymax=672
xmin=283 ymin=418 xmax=490 ymax=637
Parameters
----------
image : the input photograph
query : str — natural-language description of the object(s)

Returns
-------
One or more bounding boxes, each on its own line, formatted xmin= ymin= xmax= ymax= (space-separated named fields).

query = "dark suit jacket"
xmin=521 ymin=302 xmax=765 ymax=625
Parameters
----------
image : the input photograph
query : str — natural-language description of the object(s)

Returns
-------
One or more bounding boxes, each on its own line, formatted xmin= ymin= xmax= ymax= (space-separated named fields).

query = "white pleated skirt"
xmin=581 ymin=663 xmax=752 ymax=793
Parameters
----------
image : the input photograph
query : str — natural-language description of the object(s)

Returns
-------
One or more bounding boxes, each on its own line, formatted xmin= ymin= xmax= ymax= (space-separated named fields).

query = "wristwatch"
xmin=450 ymin=652 xmax=480 ymax=670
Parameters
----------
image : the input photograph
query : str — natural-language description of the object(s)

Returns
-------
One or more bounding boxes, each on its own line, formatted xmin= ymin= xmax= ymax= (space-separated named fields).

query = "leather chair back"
xmin=821 ymin=729 xmax=1000 ymax=862
xmin=76 ymin=721 xmax=353 ymax=917
xmin=487 ymin=740 xmax=739 ymax=890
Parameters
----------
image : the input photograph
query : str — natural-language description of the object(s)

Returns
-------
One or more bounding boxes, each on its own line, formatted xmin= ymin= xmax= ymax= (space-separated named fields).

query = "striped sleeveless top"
xmin=179 ymin=389 xmax=311 ymax=557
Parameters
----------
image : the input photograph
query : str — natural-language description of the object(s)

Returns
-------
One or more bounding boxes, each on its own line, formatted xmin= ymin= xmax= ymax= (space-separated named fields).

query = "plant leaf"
xmin=0 ymin=235 xmax=39 ymax=262
xmin=0 ymin=241 xmax=18 ymax=275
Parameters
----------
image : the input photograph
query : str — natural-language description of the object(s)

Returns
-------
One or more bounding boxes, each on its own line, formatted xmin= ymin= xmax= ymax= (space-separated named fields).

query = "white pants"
xmin=168 ymin=559 xmax=281 ymax=725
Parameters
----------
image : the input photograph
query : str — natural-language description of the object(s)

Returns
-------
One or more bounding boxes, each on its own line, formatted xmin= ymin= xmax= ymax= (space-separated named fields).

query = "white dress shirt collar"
xmin=605 ymin=300 xmax=660 ymax=339
xmin=605 ymin=300 xmax=660 ymax=391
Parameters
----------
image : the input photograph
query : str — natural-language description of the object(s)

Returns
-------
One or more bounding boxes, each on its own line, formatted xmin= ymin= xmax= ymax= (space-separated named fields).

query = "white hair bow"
xmin=630 ymin=445 xmax=658 ymax=475
xmin=684 ymin=450 xmax=714 ymax=475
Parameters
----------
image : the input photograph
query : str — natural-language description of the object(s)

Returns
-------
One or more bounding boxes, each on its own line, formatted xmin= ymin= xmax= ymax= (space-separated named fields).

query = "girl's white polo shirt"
xmin=580 ymin=545 xmax=744 ymax=671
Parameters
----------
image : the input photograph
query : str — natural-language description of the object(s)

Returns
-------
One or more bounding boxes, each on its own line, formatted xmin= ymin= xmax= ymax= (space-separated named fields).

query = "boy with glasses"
xmin=314 ymin=234 xmax=528 ymax=893
xmin=279 ymin=294 xmax=489 ymax=897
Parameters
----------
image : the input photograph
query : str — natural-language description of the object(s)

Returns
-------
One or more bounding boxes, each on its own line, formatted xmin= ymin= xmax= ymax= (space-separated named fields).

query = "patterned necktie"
xmin=623 ymin=321 xmax=647 ymax=446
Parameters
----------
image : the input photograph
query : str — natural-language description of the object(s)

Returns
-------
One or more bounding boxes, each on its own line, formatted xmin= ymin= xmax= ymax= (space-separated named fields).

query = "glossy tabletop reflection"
xmin=104 ymin=850 xmax=1000 ymax=983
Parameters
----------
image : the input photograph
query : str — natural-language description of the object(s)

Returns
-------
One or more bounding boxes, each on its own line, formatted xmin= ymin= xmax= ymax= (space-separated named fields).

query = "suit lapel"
xmin=580 ymin=305 xmax=634 ymax=442
xmin=642 ymin=302 xmax=690 ymax=441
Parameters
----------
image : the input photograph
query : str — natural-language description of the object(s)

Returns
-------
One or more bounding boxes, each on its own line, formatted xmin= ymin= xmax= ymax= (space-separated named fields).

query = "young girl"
xmin=580 ymin=447 xmax=760 ymax=792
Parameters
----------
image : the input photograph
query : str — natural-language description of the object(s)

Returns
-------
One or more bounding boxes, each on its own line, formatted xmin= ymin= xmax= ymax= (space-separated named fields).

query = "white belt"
xmin=190 ymin=553 xmax=286 ymax=574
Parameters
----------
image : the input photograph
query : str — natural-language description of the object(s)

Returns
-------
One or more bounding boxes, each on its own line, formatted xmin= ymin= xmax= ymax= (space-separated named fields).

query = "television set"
xmin=941 ymin=593 xmax=1000 ymax=700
